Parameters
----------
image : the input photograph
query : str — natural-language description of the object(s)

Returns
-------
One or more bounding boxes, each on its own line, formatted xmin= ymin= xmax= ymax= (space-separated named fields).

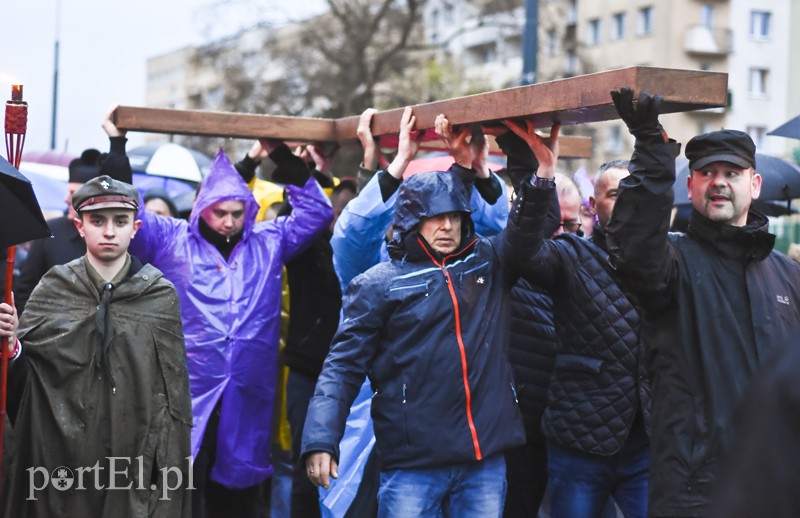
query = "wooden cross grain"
xmin=113 ymin=66 xmax=727 ymax=158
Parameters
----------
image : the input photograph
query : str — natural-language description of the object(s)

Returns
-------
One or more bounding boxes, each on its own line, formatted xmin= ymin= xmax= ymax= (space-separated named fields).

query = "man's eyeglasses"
xmin=559 ymin=220 xmax=582 ymax=233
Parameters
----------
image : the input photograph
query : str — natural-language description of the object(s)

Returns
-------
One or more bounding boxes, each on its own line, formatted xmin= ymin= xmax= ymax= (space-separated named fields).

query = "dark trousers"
xmin=287 ymin=371 xmax=379 ymax=518
xmin=286 ymin=370 xmax=322 ymax=518
xmin=192 ymin=402 xmax=266 ymax=518
xmin=504 ymin=440 xmax=549 ymax=517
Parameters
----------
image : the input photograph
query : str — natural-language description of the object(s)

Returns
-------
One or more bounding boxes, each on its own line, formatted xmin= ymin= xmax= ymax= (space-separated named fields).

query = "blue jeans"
xmin=377 ymin=454 xmax=506 ymax=518
xmin=547 ymin=415 xmax=650 ymax=518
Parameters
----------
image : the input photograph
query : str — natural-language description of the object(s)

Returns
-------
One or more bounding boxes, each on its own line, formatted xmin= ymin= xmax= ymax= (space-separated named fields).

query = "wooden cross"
xmin=113 ymin=66 xmax=727 ymax=159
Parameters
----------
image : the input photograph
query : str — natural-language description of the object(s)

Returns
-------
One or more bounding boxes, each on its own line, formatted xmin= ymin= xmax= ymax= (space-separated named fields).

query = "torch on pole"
xmin=1 ymin=84 xmax=28 ymax=484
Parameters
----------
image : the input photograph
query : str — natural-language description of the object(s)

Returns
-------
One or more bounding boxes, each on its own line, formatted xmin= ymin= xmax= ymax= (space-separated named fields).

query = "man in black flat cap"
xmin=605 ymin=87 xmax=800 ymax=517
xmin=0 ymin=175 xmax=192 ymax=518
xmin=13 ymin=149 xmax=103 ymax=314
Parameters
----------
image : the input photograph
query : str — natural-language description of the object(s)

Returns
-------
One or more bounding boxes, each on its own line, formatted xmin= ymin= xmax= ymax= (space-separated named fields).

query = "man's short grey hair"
xmin=597 ymin=159 xmax=630 ymax=175
xmin=594 ymin=160 xmax=630 ymax=197
xmin=554 ymin=172 xmax=580 ymax=199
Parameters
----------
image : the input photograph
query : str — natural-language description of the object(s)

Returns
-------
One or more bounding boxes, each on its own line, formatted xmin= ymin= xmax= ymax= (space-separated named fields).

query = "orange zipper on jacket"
xmin=418 ymin=236 xmax=483 ymax=461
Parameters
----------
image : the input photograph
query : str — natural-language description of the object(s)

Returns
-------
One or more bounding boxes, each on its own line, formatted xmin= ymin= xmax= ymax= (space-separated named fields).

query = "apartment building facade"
xmin=145 ymin=0 xmax=798 ymax=167
xmin=537 ymin=0 xmax=798 ymax=167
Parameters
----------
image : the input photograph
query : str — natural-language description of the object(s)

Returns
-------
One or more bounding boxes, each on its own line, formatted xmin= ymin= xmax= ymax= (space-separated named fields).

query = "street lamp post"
xmin=521 ymin=0 xmax=538 ymax=85
xmin=50 ymin=0 xmax=61 ymax=150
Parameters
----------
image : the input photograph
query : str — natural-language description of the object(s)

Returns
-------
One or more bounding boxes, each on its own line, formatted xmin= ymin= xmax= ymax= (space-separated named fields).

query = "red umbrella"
xmin=403 ymin=153 xmax=505 ymax=179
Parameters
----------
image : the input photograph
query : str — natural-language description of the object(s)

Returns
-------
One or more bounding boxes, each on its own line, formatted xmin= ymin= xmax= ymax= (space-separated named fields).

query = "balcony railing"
xmin=684 ymin=25 xmax=733 ymax=56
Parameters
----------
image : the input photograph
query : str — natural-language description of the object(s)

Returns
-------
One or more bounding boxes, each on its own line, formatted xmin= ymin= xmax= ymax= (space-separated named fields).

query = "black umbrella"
xmin=768 ymin=115 xmax=800 ymax=140
xmin=673 ymin=154 xmax=800 ymax=215
xmin=0 ymin=154 xmax=51 ymax=249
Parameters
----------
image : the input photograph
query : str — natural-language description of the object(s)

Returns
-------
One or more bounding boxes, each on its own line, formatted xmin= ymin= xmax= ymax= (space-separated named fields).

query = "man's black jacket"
xmin=606 ymin=136 xmax=800 ymax=516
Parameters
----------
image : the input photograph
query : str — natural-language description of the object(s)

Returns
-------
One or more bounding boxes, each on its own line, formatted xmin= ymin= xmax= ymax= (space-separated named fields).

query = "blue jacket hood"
xmin=389 ymin=171 xmax=474 ymax=252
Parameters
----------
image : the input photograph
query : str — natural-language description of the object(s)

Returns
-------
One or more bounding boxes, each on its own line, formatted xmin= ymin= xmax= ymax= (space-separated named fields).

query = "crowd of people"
xmin=0 ymin=86 xmax=799 ymax=518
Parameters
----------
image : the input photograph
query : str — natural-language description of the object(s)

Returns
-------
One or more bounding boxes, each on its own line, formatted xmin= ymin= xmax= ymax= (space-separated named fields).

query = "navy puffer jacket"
xmin=540 ymin=227 xmax=649 ymax=455
xmin=507 ymin=185 xmax=649 ymax=457
xmin=508 ymin=280 xmax=558 ymax=443
xmin=302 ymin=167 xmax=527 ymax=469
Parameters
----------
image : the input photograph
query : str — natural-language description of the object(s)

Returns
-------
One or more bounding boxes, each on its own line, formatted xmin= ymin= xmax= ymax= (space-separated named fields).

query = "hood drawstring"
xmin=95 ymin=282 xmax=117 ymax=394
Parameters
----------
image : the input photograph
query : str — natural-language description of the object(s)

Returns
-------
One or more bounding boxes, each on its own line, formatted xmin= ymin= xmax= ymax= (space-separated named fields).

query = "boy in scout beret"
xmin=0 ymin=175 xmax=192 ymax=518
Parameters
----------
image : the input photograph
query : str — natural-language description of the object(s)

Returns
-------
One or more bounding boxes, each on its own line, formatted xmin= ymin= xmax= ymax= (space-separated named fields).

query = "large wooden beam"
xmin=113 ymin=67 xmax=726 ymax=154
xmin=113 ymin=108 xmax=593 ymax=157
xmin=113 ymin=106 xmax=336 ymax=141
xmin=333 ymin=67 xmax=727 ymax=139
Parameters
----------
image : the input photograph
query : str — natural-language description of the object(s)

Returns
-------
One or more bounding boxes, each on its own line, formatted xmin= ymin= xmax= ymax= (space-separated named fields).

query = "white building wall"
xmin=727 ymin=0 xmax=792 ymax=156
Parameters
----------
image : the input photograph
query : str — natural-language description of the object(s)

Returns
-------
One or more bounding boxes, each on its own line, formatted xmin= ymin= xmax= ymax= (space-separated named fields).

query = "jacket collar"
xmin=198 ymin=216 xmax=242 ymax=259
xmin=590 ymin=222 xmax=609 ymax=252
xmin=686 ymin=208 xmax=775 ymax=262
xmin=401 ymin=231 xmax=478 ymax=266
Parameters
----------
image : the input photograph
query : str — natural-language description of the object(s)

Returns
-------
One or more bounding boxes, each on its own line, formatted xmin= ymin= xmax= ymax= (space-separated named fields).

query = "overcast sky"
xmin=0 ymin=0 xmax=326 ymax=156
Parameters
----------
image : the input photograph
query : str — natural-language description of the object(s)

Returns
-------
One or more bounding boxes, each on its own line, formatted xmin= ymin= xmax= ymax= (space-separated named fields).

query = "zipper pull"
xmin=510 ymin=383 xmax=518 ymax=403
xmin=402 ymin=383 xmax=407 ymax=404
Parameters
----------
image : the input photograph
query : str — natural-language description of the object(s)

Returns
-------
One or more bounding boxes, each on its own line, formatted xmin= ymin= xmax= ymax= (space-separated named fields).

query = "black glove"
xmin=495 ymin=130 xmax=539 ymax=190
xmin=269 ymin=144 xmax=311 ymax=187
xmin=234 ymin=154 xmax=260 ymax=184
xmin=98 ymin=136 xmax=133 ymax=184
xmin=610 ymin=87 xmax=666 ymax=142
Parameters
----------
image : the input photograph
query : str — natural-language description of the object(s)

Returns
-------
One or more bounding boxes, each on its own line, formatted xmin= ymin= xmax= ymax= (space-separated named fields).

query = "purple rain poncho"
xmin=130 ymin=150 xmax=332 ymax=488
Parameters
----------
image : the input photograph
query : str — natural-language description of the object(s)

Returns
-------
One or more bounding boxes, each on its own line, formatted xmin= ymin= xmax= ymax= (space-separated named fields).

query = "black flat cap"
xmin=685 ymin=129 xmax=756 ymax=171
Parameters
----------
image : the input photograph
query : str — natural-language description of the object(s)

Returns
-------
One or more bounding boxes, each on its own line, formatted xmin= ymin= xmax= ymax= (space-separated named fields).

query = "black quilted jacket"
xmin=507 ymin=279 xmax=557 ymax=443
xmin=510 ymin=185 xmax=650 ymax=456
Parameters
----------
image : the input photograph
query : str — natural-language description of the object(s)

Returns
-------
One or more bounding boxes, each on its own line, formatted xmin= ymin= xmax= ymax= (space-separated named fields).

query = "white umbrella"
xmin=128 ymin=143 xmax=211 ymax=182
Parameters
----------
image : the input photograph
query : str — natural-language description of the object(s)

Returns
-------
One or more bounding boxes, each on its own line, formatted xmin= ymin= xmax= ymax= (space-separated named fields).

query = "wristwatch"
xmin=531 ymin=174 xmax=555 ymax=189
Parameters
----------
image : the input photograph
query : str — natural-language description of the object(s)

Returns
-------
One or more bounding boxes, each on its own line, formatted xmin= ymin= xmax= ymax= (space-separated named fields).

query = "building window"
xmin=431 ymin=9 xmax=439 ymax=43
xmin=565 ymin=50 xmax=578 ymax=75
xmin=206 ymin=86 xmax=225 ymax=109
xmin=606 ymin=125 xmax=623 ymax=153
xmin=749 ymin=68 xmax=768 ymax=96
xmin=612 ymin=12 xmax=627 ymax=40
xmin=567 ymin=0 xmax=577 ymax=25
xmin=637 ymin=6 xmax=653 ymax=36
xmin=547 ymin=28 xmax=558 ymax=56
xmin=443 ymin=1 xmax=455 ymax=24
xmin=750 ymin=11 xmax=771 ymax=39
xmin=747 ymin=126 xmax=767 ymax=148
xmin=701 ymin=4 xmax=714 ymax=29
xmin=481 ymin=43 xmax=497 ymax=64
xmin=587 ymin=19 xmax=601 ymax=45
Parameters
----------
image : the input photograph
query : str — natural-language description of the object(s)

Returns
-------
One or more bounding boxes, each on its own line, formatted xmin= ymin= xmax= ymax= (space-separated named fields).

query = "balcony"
xmin=684 ymin=25 xmax=732 ymax=56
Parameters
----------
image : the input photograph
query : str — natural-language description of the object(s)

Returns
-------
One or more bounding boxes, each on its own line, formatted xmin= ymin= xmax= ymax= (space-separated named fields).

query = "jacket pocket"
xmin=402 ymin=381 xmax=411 ymax=447
xmin=456 ymin=261 xmax=490 ymax=287
xmin=388 ymin=280 xmax=431 ymax=296
xmin=554 ymin=354 xmax=603 ymax=374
